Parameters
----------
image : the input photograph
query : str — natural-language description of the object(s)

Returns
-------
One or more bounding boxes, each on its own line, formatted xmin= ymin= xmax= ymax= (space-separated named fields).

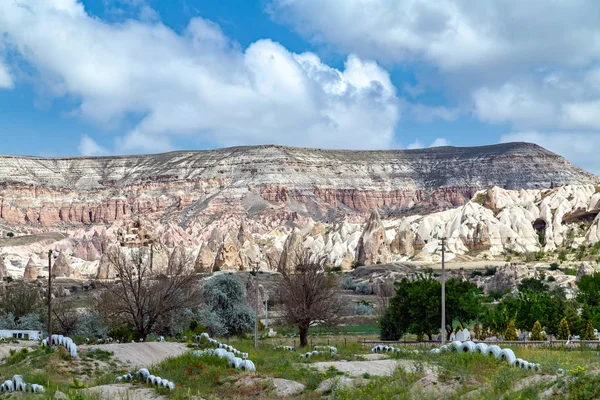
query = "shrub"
xmin=558 ymin=252 xmax=567 ymax=262
xmin=530 ymin=321 xmax=543 ymax=341
xmin=6 ymin=232 xmax=14 ymax=238
xmin=74 ymin=311 xmax=108 ymax=339
xmin=505 ymin=255 xmax=512 ymax=262
xmin=469 ymin=270 xmax=483 ymax=278
xmin=473 ymin=322 xmax=482 ymax=340
xmin=484 ymin=267 xmax=497 ymax=276
xmin=341 ymin=276 xmax=356 ymax=290
xmin=330 ymin=266 xmax=342 ymax=273
xmin=454 ymin=323 xmax=463 ymax=334
xmin=549 ymin=263 xmax=560 ymax=270
xmin=558 ymin=317 xmax=571 ymax=340
xmin=200 ymin=275 xmax=255 ymax=337
xmin=355 ymin=282 xmax=372 ymax=295
xmin=354 ymin=303 xmax=373 ymax=316
xmin=351 ymin=260 xmax=364 ymax=269
xmin=504 ymin=321 xmax=517 ymax=341
xmin=16 ymin=312 xmax=43 ymax=330
xmin=583 ymin=321 xmax=596 ymax=341
xmin=547 ymin=275 xmax=556 ymax=282
xmin=487 ymin=290 xmax=504 ymax=301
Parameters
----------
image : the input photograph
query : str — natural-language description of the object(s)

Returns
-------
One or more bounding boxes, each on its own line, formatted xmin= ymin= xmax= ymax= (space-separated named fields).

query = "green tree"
xmin=473 ymin=321 xmax=482 ymax=340
xmin=504 ymin=321 xmax=518 ymax=341
xmin=557 ymin=317 xmax=571 ymax=340
xmin=530 ymin=320 xmax=543 ymax=341
xmin=577 ymin=273 xmax=600 ymax=308
xmin=517 ymin=278 xmax=548 ymax=294
xmin=379 ymin=279 xmax=411 ymax=340
xmin=583 ymin=321 xmax=596 ymax=341
xmin=444 ymin=278 xmax=483 ymax=340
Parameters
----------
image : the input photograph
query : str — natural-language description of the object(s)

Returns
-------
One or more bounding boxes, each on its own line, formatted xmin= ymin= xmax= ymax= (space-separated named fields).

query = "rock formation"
xmin=577 ymin=262 xmax=595 ymax=282
xmin=214 ymin=236 xmax=243 ymax=271
xmin=194 ymin=244 xmax=215 ymax=273
xmin=23 ymin=258 xmax=38 ymax=279
xmin=167 ymin=244 xmax=187 ymax=274
xmin=356 ymin=210 xmax=390 ymax=265
xmin=488 ymin=263 xmax=532 ymax=292
xmin=0 ymin=143 xmax=599 ymax=275
xmin=0 ymin=257 xmax=7 ymax=280
xmin=52 ymin=251 xmax=72 ymax=278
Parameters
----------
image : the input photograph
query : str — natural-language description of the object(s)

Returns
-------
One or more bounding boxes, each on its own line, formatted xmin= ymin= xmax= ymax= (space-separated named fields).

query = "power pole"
xmin=47 ymin=250 xmax=53 ymax=344
xmin=253 ymin=264 xmax=259 ymax=349
xmin=441 ymin=237 xmax=446 ymax=345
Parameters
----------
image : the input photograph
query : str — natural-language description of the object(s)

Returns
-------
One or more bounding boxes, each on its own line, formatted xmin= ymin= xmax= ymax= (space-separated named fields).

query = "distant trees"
xmin=380 ymin=275 xmax=483 ymax=341
xmin=98 ymin=247 xmax=201 ymax=339
xmin=277 ymin=259 xmax=344 ymax=347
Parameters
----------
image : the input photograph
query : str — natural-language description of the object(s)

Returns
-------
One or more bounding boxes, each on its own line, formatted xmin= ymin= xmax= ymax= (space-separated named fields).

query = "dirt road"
xmin=88 ymin=342 xmax=189 ymax=369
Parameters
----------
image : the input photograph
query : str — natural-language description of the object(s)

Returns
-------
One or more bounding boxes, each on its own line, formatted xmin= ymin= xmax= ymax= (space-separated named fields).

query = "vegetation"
xmin=504 ymin=321 xmax=517 ymax=341
xmin=98 ymin=247 xmax=201 ymax=339
xmin=558 ymin=317 xmax=571 ymax=340
xmin=380 ymin=275 xmax=482 ymax=341
xmin=583 ymin=321 xmax=596 ymax=341
xmin=199 ymin=274 xmax=255 ymax=337
xmin=277 ymin=260 xmax=344 ymax=347
xmin=531 ymin=320 xmax=543 ymax=341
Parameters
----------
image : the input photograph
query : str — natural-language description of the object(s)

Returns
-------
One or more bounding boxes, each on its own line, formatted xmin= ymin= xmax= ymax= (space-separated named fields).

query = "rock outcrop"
xmin=577 ymin=262 xmax=595 ymax=282
xmin=0 ymin=257 xmax=7 ymax=279
xmin=52 ymin=251 xmax=72 ymax=278
xmin=356 ymin=210 xmax=390 ymax=265
xmin=488 ymin=263 xmax=532 ymax=292
xmin=214 ymin=236 xmax=243 ymax=271
xmin=194 ymin=244 xmax=215 ymax=273
xmin=23 ymin=258 xmax=38 ymax=279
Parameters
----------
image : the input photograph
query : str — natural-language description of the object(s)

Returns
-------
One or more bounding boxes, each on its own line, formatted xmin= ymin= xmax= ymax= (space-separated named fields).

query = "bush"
xmin=354 ymin=303 xmax=373 ymax=316
xmin=330 ymin=266 xmax=342 ymax=273
xmin=558 ymin=252 xmax=567 ymax=262
xmin=484 ymin=267 xmax=497 ymax=276
xmin=6 ymin=232 xmax=14 ymax=238
xmin=530 ymin=321 xmax=543 ymax=341
xmin=469 ymin=270 xmax=483 ymax=278
xmin=505 ymin=255 xmax=512 ymax=262
xmin=16 ymin=312 xmax=43 ymax=330
xmin=74 ymin=311 xmax=108 ymax=338
xmin=351 ymin=260 xmax=364 ymax=269
xmin=200 ymin=275 xmax=255 ymax=337
xmin=558 ymin=317 xmax=571 ymax=340
xmin=341 ymin=276 xmax=356 ymax=290
xmin=547 ymin=275 xmax=556 ymax=282
xmin=355 ymin=282 xmax=372 ymax=295
xmin=504 ymin=321 xmax=517 ymax=341
xmin=109 ymin=325 xmax=134 ymax=342
xmin=549 ymin=263 xmax=560 ymax=270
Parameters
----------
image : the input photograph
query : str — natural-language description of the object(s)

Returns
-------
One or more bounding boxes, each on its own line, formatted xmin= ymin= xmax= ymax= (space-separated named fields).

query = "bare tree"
xmin=98 ymin=246 xmax=201 ymax=339
xmin=276 ymin=257 xmax=344 ymax=347
xmin=52 ymin=300 xmax=80 ymax=336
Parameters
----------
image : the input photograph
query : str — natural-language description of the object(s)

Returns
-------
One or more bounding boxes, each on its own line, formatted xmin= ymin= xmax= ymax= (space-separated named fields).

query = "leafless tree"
xmin=52 ymin=300 xmax=80 ymax=336
xmin=98 ymin=246 xmax=201 ymax=339
xmin=374 ymin=280 xmax=395 ymax=319
xmin=276 ymin=255 xmax=344 ymax=347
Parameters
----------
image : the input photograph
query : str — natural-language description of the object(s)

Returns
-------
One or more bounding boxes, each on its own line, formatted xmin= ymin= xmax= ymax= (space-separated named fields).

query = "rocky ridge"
xmin=0 ymin=143 xmax=598 ymax=278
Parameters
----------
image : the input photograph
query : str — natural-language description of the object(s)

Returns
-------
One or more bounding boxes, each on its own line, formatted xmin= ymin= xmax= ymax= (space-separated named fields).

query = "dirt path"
xmin=88 ymin=342 xmax=189 ymax=369
xmin=82 ymin=384 xmax=168 ymax=400
xmin=309 ymin=358 xmax=436 ymax=377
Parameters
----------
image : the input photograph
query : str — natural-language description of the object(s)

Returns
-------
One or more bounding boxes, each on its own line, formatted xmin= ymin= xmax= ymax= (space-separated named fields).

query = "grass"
xmin=278 ymin=324 xmax=380 ymax=336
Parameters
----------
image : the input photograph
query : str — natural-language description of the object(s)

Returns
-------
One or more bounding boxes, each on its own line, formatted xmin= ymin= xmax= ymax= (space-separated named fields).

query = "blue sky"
xmin=0 ymin=0 xmax=599 ymax=173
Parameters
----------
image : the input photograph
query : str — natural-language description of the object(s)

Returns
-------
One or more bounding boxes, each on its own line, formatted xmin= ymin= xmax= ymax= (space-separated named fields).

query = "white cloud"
xmin=78 ymin=135 xmax=109 ymax=156
xmin=407 ymin=140 xmax=423 ymax=149
xmin=269 ymin=0 xmax=600 ymax=73
xmin=408 ymin=103 xmax=460 ymax=122
xmin=0 ymin=0 xmax=400 ymax=153
xmin=472 ymin=83 xmax=555 ymax=127
xmin=430 ymin=138 xmax=450 ymax=147
xmin=0 ymin=60 xmax=12 ymax=88
xmin=406 ymin=138 xmax=450 ymax=149
xmin=500 ymin=132 xmax=600 ymax=174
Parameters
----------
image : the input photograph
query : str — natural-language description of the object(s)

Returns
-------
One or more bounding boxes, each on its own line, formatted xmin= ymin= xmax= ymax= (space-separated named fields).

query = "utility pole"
xmin=253 ymin=264 xmax=260 ymax=349
xmin=264 ymin=294 xmax=269 ymax=330
xmin=441 ymin=237 xmax=446 ymax=345
xmin=47 ymin=250 xmax=53 ymax=344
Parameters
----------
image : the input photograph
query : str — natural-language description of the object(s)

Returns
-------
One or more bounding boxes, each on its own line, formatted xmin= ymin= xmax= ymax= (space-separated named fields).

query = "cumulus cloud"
xmin=0 ymin=0 xmax=400 ymax=153
xmin=501 ymin=132 xmax=600 ymax=175
xmin=78 ymin=135 xmax=109 ymax=156
xmin=269 ymin=0 xmax=600 ymax=73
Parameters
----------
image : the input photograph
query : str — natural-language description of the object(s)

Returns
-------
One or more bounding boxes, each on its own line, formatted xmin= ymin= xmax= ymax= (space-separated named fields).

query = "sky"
xmin=0 ymin=1 xmax=599 ymax=173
